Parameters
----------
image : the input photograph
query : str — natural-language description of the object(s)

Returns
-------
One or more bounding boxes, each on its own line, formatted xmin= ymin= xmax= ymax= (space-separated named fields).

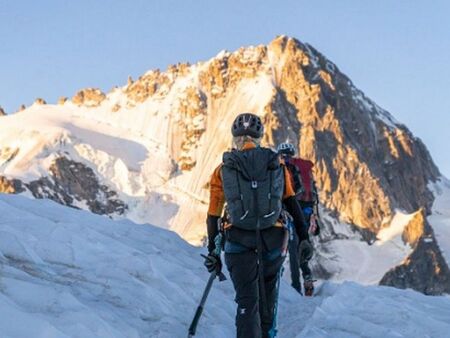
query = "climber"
xmin=277 ymin=142 xmax=320 ymax=296
xmin=203 ymin=113 xmax=310 ymax=338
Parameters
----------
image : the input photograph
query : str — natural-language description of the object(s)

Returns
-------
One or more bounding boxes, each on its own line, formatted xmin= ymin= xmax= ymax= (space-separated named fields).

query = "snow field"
xmin=1 ymin=194 xmax=450 ymax=337
xmin=429 ymin=178 xmax=450 ymax=267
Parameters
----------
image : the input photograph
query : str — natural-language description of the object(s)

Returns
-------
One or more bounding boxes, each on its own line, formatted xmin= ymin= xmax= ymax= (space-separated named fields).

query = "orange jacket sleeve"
xmin=283 ymin=164 xmax=296 ymax=200
xmin=207 ymin=164 xmax=225 ymax=217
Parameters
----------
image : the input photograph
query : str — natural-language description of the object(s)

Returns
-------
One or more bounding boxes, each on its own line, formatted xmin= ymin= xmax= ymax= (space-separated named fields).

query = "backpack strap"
xmin=235 ymin=170 xmax=246 ymax=219
xmin=252 ymin=179 xmax=269 ymax=318
xmin=268 ymin=170 xmax=273 ymax=211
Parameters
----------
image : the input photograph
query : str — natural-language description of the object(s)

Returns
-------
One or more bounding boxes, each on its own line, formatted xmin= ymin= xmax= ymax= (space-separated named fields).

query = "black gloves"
xmin=299 ymin=239 xmax=313 ymax=264
xmin=204 ymin=214 xmax=227 ymax=280
xmin=202 ymin=253 xmax=222 ymax=273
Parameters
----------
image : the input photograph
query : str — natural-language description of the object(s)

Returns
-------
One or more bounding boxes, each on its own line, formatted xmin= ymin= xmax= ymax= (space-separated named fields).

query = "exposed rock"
xmin=402 ymin=209 xmax=426 ymax=246
xmin=72 ymin=88 xmax=106 ymax=107
xmin=380 ymin=221 xmax=450 ymax=295
xmin=111 ymin=103 xmax=121 ymax=112
xmin=127 ymin=76 xmax=133 ymax=86
xmin=58 ymin=96 xmax=68 ymax=105
xmin=125 ymin=70 xmax=174 ymax=103
xmin=260 ymin=36 xmax=440 ymax=234
xmin=176 ymin=87 xmax=208 ymax=171
xmin=34 ymin=98 xmax=47 ymax=105
xmin=19 ymin=104 xmax=26 ymax=112
xmin=0 ymin=147 xmax=19 ymax=164
xmin=26 ymin=157 xmax=127 ymax=215
xmin=199 ymin=45 xmax=267 ymax=99
xmin=0 ymin=106 xmax=5 ymax=116
xmin=0 ymin=176 xmax=25 ymax=193
xmin=125 ymin=63 xmax=191 ymax=104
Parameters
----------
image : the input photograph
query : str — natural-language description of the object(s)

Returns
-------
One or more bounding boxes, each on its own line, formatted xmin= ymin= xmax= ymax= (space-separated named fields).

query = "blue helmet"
xmin=277 ymin=142 xmax=295 ymax=156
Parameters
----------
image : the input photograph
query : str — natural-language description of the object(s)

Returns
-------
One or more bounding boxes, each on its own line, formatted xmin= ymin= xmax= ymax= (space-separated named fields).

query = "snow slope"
xmin=0 ymin=104 xmax=183 ymax=230
xmin=305 ymin=211 xmax=413 ymax=285
xmin=0 ymin=194 xmax=234 ymax=338
xmin=429 ymin=178 xmax=450 ymax=267
xmin=1 ymin=194 xmax=450 ymax=338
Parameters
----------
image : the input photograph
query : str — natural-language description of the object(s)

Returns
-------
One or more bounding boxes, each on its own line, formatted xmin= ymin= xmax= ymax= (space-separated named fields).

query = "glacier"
xmin=1 ymin=193 xmax=449 ymax=338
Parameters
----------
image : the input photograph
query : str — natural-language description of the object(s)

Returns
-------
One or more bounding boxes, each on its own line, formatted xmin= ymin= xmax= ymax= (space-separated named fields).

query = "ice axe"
xmin=188 ymin=233 xmax=226 ymax=337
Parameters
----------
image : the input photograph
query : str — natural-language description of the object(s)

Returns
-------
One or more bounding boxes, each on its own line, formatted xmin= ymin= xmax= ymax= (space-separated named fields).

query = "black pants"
xmin=288 ymin=229 xmax=312 ymax=292
xmin=225 ymin=250 xmax=284 ymax=338
xmin=289 ymin=203 xmax=313 ymax=292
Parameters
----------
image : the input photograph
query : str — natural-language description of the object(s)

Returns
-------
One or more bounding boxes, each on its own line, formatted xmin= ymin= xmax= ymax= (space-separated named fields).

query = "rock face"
xmin=402 ymin=209 xmax=426 ymax=246
xmin=27 ymin=157 xmax=127 ymax=215
xmin=380 ymin=220 xmax=450 ymax=295
xmin=0 ymin=106 xmax=5 ymax=116
xmin=72 ymin=88 xmax=106 ymax=107
xmin=176 ymin=87 xmax=208 ymax=171
xmin=262 ymin=38 xmax=439 ymax=234
xmin=1 ymin=158 xmax=126 ymax=216
xmin=0 ymin=176 xmax=25 ymax=194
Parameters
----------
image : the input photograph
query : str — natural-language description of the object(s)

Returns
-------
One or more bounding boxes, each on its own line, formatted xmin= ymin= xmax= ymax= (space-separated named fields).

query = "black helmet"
xmin=231 ymin=113 xmax=264 ymax=138
xmin=277 ymin=142 xmax=295 ymax=156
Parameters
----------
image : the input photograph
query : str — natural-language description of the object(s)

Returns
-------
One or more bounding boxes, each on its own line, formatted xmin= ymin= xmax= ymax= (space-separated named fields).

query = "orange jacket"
xmin=207 ymin=143 xmax=296 ymax=217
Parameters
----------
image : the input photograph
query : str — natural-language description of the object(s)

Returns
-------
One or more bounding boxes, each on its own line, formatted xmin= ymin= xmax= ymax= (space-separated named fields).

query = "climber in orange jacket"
xmin=203 ymin=113 xmax=311 ymax=338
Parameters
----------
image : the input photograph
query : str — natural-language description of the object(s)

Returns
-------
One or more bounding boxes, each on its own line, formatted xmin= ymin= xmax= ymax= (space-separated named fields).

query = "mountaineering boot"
xmin=303 ymin=278 xmax=315 ymax=297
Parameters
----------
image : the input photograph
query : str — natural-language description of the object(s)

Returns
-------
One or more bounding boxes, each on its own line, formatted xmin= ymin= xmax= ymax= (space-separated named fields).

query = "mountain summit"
xmin=0 ymin=36 xmax=449 ymax=294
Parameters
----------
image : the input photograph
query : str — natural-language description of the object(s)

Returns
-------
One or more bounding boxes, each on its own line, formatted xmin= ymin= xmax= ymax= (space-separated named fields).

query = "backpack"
xmin=286 ymin=157 xmax=316 ymax=202
xmin=221 ymin=147 xmax=284 ymax=230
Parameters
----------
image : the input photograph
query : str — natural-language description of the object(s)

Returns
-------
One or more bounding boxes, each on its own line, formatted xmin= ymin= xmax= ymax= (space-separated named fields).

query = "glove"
xmin=202 ymin=253 xmax=222 ymax=274
xmin=299 ymin=240 xmax=313 ymax=264
xmin=309 ymin=215 xmax=321 ymax=236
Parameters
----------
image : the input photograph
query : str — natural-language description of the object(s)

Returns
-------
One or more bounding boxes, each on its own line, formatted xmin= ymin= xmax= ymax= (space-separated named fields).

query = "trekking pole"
xmin=188 ymin=271 xmax=217 ymax=338
xmin=188 ymin=233 xmax=226 ymax=337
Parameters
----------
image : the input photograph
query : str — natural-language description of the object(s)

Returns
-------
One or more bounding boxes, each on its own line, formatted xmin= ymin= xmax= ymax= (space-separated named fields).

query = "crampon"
xmin=303 ymin=279 xmax=316 ymax=297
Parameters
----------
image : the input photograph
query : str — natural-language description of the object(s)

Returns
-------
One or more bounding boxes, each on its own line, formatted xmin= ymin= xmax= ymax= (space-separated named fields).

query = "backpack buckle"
xmin=251 ymin=181 xmax=258 ymax=189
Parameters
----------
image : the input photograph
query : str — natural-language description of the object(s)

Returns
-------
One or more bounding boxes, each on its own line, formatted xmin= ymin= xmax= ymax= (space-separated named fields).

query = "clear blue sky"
xmin=1 ymin=0 xmax=449 ymax=177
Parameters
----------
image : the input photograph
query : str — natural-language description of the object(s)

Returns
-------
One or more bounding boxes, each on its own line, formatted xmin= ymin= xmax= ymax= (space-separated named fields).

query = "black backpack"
xmin=221 ymin=147 xmax=284 ymax=230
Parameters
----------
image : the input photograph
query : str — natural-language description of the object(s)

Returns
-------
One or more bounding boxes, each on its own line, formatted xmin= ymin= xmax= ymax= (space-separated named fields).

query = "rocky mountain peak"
xmin=0 ymin=35 xmax=447 ymax=294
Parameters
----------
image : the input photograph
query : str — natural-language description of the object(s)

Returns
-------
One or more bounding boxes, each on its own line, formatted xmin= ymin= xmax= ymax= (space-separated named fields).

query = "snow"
xmin=281 ymin=282 xmax=450 ymax=338
xmin=0 ymin=194 xmax=235 ymax=337
xmin=1 ymin=194 xmax=450 ymax=338
xmin=377 ymin=210 xmax=414 ymax=244
xmin=303 ymin=43 xmax=320 ymax=68
xmin=429 ymin=177 xmax=450 ymax=266
xmin=215 ymin=50 xmax=229 ymax=59
xmin=310 ymin=211 xmax=412 ymax=285
xmin=351 ymin=87 xmax=400 ymax=130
